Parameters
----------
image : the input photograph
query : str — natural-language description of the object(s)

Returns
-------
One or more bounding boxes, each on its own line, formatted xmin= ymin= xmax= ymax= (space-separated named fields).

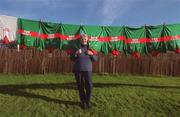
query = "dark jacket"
xmin=70 ymin=44 xmax=98 ymax=72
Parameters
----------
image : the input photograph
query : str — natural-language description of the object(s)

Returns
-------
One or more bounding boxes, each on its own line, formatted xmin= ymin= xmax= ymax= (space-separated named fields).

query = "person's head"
xmin=80 ymin=34 xmax=88 ymax=45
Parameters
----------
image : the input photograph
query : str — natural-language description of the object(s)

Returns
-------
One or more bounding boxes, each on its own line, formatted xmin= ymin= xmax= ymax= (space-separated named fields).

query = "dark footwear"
xmin=80 ymin=102 xmax=87 ymax=109
xmin=86 ymin=102 xmax=92 ymax=109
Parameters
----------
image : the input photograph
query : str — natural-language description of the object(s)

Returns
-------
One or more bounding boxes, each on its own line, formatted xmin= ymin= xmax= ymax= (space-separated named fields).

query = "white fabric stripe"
xmin=66 ymin=35 xmax=78 ymax=40
xmin=89 ymin=37 xmax=98 ymax=41
xmin=47 ymin=34 xmax=55 ymax=39
xmin=110 ymin=36 xmax=119 ymax=42
xmin=130 ymin=39 xmax=140 ymax=43
xmin=150 ymin=38 xmax=159 ymax=43
xmin=22 ymin=30 xmax=30 ymax=36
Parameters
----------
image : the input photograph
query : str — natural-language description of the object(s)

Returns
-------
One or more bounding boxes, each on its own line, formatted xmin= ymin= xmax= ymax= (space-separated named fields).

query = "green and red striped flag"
xmin=17 ymin=18 xmax=180 ymax=56
xmin=82 ymin=25 xmax=102 ymax=52
xmin=162 ymin=24 xmax=180 ymax=53
xmin=39 ymin=21 xmax=61 ymax=52
xmin=146 ymin=25 xmax=166 ymax=56
xmin=17 ymin=18 xmax=40 ymax=48
xmin=124 ymin=26 xmax=148 ymax=57
xmin=105 ymin=26 xmax=124 ymax=56
xmin=60 ymin=24 xmax=81 ymax=53
xmin=98 ymin=26 xmax=110 ymax=54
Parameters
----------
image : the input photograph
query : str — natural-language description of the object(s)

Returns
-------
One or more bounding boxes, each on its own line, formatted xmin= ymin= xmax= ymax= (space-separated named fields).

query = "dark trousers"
xmin=74 ymin=71 xmax=93 ymax=104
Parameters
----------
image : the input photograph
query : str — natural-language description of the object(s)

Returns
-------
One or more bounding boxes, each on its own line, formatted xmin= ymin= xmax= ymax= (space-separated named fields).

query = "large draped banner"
xmin=17 ymin=18 xmax=180 ymax=57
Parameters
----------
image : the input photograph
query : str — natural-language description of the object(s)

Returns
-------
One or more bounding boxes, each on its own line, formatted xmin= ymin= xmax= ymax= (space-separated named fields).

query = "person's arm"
xmin=70 ymin=49 xmax=81 ymax=61
xmin=89 ymin=55 xmax=98 ymax=62
xmin=87 ymin=50 xmax=98 ymax=62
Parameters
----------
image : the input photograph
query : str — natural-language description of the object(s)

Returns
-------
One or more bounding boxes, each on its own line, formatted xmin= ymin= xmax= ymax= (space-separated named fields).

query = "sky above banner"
xmin=0 ymin=0 xmax=180 ymax=27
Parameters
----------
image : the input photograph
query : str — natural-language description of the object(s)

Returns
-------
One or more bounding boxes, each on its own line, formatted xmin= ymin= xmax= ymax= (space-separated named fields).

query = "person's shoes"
xmin=80 ymin=102 xmax=87 ymax=109
xmin=86 ymin=102 xmax=92 ymax=109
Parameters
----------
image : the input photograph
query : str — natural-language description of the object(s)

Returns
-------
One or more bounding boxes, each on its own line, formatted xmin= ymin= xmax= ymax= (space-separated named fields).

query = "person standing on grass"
xmin=70 ymin=33 xmax=98 ymax=109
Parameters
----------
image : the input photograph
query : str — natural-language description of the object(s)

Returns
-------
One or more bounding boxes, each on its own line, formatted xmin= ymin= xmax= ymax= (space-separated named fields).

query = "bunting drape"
xmin=17 ymin=18 xmax=180 ymax=57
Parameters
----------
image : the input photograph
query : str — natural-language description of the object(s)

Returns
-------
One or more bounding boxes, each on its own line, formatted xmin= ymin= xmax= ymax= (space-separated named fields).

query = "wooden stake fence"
xmin=0 ymin=48 xmax=180 ymax=76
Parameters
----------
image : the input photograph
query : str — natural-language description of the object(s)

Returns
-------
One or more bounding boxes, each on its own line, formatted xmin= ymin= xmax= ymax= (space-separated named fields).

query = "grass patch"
xmin=0 ymin=74 xmax=180 ymax=117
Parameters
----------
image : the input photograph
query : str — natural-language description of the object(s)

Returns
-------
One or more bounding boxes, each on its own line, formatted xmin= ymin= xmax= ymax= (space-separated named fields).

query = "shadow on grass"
xmin=0 ymin=83 xmax=79 ymax=106
xmin=93 ymin=83 xmax=180 ymax=89
xmin=0 ymin=82 xmax=179 ymax=106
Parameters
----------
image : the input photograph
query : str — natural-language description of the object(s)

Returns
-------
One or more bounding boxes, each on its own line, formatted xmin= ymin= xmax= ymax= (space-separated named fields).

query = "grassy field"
xmin=0 ymin=74 xmax=180 ymax=117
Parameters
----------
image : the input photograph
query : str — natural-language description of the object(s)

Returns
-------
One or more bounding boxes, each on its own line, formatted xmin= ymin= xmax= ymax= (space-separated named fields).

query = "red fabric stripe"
xmin=139 ymin=38 xmax=148 ymax=43
xmin=30 ymin=32 xmax=39 ymax=37
xmin=98 ymin=36 xmax=110 ymax=42
xmin=55 ymin=33 xmax=61 ymax=38
xmin=40 ymin=34 xmax=48 ymax=39
xmin=75 ymin=34 xmax=82 ymax=39
xmin=159 ymin=37 xmax=164 ymax=42
xmin=118 ymin=36 xmax=126 ymax=41
xmin=17 ymin=29 xmax=24 ymax=34
xmin=146 ymin=38 xmax=151 ymax=43
xmin=18 ymin=29 xmax=180 ymax=43
xmin=163 ymin=36 xmax=173 ymax=41
xmin=126 ymin=38 xmax=132 ymax=43
xmin=60 ymin=34 xmax=69 ymax=40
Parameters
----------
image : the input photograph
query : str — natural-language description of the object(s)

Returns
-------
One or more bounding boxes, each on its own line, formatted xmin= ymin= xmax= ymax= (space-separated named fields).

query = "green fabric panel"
xmin=17 ymin=17 xmax=180 ymax=55
xmin=163 ymin=24 xmax=180 ymax=51
xmin=61 ymin=24 xmax=81 ymax=50
xmin=146 ymin=25 xmax=166 ymax=53
xmin=82 ymin=25 xmax=102 ymax=36
xmin=100 ymin=26 xmax=110 ymax=54
xmin=162 ymin=24 xmax=174 ymax=51
xmin=61 ymin=24 xmax=81 ymax=35
xmin=17 ymin=18 xmax=40 ymax=47
xmin=82 ymin=25 xmax=103 ymax=52
xmin=105 ymin=26 xmax=124 ymax=52
xmin=124 ymin=26 xmax=148 ymax=55
xmin=39 ymin=21 xmax=61 ymax=50
xmin=67 ymin=40 xmax=81 ymax=52
xmin=88 ymin=41 xmax=102 ymax=52
xmin=17 ymin=18 xmax=22 ymax=45
xmin=166 ymin=24 xmax=180 ymax=35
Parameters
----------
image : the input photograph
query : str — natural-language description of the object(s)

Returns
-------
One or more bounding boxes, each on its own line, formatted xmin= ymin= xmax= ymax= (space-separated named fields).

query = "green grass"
xmin=0 ymin=74 xmax=180 ymax=117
